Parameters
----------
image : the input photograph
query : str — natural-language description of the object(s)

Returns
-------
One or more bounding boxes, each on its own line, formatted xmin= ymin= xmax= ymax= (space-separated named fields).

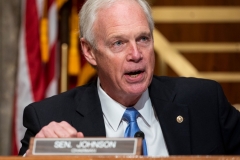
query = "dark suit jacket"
xmin=19 ymin=76 xmax=240 ymax=155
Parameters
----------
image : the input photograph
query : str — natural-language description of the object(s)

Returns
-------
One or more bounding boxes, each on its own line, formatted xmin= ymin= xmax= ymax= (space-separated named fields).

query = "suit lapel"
xmin=69 ymin=77 xmax=191 ymax=153
xmin=72 ymin=81 xmax=106 ymax=137
xmin=149 ymin=77 xmax=191 ymax=155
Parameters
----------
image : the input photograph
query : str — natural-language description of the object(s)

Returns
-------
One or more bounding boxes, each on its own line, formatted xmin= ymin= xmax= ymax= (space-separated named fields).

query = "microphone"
xmin=134 ymin=131 xmax=145 ymax=139
xmin=134 ymin=131 xmax=146 ymax=155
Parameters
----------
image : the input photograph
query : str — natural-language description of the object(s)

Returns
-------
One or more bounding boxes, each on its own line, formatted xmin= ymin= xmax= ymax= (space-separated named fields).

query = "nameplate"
xmin=29 ymin=137 xmax=142 ymax=156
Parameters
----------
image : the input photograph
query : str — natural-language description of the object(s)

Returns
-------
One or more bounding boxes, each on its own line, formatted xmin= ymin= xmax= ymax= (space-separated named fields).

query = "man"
xmin=19 ymin=0 xmax=240 ymax=156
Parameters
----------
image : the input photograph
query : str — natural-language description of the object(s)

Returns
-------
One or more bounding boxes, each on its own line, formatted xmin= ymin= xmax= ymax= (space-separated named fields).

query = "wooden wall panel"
xmin=150 ymin=0 xmax=240 ymax=6
xmin=156 ymin=24 xmax=240 ymax=42
xmin=151 ymin=1 xmax=240 ymax=104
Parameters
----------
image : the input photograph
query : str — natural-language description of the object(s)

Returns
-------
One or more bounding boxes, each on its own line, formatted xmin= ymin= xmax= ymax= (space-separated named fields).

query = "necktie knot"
xmin=123 ymin=107 xmax=140 ymax=123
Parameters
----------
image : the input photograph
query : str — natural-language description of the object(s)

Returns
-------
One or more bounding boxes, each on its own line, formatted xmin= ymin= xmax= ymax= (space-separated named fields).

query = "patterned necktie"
xmin=123 ymin=107 xmax=148 ymax=155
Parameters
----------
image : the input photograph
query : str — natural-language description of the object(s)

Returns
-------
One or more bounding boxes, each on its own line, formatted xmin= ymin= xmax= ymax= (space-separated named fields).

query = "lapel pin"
xmin=176 ymin=116 xmax=184 ymax=123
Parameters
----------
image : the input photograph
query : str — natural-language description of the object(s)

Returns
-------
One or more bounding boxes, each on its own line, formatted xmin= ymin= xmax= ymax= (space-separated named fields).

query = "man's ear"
xmin=80 ymin=38 xmax=97 ymax=66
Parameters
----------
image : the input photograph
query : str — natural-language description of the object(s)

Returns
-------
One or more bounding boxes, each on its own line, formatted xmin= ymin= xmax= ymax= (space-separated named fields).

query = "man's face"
xmin=86 ymin=0 xmax=155 ymax=106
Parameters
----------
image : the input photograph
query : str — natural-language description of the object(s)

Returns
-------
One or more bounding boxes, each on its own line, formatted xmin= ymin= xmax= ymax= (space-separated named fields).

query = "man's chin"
xmin=125 ymin=85 xmax=148 ymax=96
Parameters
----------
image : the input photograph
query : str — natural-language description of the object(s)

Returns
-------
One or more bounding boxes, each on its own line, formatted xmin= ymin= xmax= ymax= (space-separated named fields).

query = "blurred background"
xmin=0 ymin=0 xmax=239 ymax=156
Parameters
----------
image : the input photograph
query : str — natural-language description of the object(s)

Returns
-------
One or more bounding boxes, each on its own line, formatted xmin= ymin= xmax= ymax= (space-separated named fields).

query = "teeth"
xmin=130 ymin=74 xmax=138 ymax=78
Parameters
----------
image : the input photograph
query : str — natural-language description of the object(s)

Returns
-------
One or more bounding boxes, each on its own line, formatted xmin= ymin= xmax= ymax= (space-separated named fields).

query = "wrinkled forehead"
xmin=94 ymin=0 xmax=148 ymax=28
xmin=96 ymin=0 xmax=138 ymax=10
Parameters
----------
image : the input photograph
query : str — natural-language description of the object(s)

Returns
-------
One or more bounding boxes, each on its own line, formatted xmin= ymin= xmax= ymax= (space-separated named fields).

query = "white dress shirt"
xmin=97 ymin=79 xmax=169 ymax=156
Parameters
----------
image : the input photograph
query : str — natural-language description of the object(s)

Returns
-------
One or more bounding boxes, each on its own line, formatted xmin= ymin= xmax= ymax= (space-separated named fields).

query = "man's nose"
xmin=126 ymin=42 xmax=143 ymax=62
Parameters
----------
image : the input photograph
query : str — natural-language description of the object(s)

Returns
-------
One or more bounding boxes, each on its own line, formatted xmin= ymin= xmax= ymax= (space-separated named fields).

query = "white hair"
xmin=79 ymin=0 xmax=154 ymax=49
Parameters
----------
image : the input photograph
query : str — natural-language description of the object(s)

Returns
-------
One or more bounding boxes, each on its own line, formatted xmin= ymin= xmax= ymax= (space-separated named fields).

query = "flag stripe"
xmin=15 ymin=0 xmax=34 ymax=151
xmin=25 ymin=0 xmax=45 ymax=101
xmin=46 ymin=42 xmax=57 ymax=90
xmin=46 ymin=1 xmax=58 ymax=96
xmin=13 ymin=0 xmax=58 ymax=154
xmin=48 ymin=2 xmax=57 ymax=46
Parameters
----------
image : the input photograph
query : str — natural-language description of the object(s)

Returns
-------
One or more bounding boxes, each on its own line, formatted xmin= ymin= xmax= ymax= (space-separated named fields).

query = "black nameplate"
xmin=29 ymin=138 xmax=142 ymax=156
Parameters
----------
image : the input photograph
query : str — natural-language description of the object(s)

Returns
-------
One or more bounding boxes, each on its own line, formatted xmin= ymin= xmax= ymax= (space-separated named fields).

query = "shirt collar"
xmin=97 ymin=78 xmax=153 ymax=131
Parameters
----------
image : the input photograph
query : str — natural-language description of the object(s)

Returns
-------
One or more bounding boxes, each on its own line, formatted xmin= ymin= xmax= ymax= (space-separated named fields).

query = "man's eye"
xmin=109 ymin=40 xmax=126 ymax=53
xmin=140 ymin=36 xmax=149 ymax=42
xmin=113 ymin=41 xmax=123 ymax=46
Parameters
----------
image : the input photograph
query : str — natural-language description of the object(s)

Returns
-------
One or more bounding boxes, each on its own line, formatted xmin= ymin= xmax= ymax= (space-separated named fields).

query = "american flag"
xmin=12 ymin=0 xmax=58 ymax=155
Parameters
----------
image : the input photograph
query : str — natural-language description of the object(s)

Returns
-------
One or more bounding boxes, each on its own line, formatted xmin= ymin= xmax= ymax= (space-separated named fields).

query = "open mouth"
xmin=126 ymin=70 xmax=144 ymax=78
